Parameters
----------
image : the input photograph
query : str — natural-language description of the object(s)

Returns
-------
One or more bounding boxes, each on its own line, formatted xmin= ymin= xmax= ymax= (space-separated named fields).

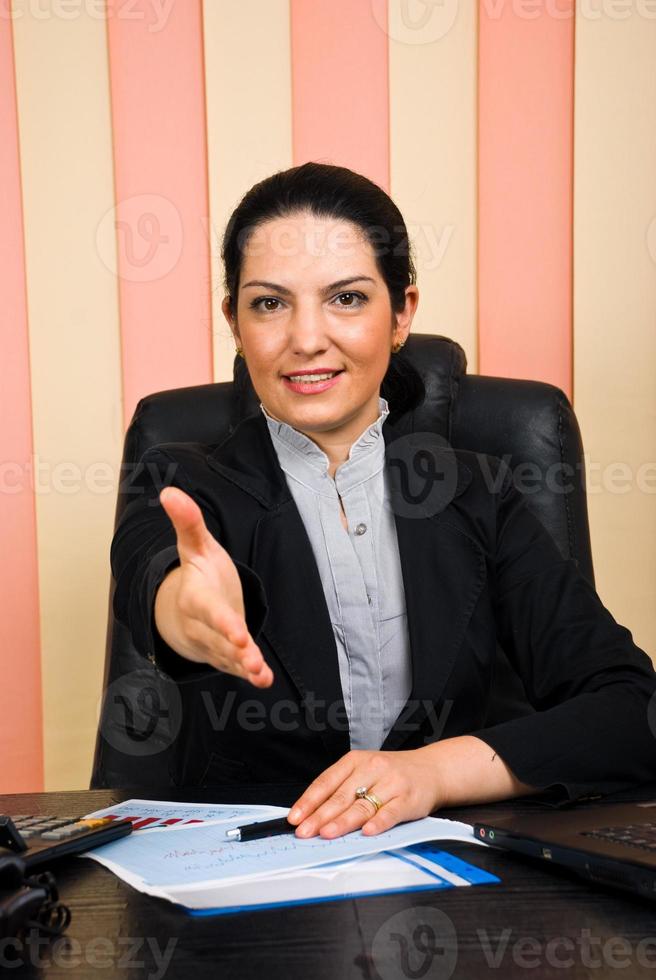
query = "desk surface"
xmin=2 ymin=786 xmax=656 ymax=979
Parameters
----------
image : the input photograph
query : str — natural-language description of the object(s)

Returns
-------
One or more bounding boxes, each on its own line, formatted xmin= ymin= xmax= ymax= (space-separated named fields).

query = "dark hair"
xmin=221 ymin=161 xmax=425 ymax=418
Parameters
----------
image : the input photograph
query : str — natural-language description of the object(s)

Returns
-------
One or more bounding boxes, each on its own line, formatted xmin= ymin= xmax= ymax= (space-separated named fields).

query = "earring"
xmin=235 ymin=345 xmax=245 ymax=359
xmin=391 ymin=340 xmax=405 ymax=354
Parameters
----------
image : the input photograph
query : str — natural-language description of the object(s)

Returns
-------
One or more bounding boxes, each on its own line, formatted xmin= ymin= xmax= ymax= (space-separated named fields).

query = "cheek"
xmin=353 ymin=332 xmax=393 ymax=369
xmin=243 ymin=335 xmax=285 ymax=373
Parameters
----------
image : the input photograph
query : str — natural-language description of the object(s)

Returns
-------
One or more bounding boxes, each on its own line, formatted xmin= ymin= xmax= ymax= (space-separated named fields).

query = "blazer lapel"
xmin=252 ymin=502 xmax=351 ymax=761
xmin=207 ymin=412 xmax=350 ymax=760
xmin=380 ymin=413 xmax=487 ymax=750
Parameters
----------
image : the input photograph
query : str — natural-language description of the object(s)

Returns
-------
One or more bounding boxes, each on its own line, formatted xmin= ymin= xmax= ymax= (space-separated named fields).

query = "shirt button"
xmin=354 ymin=523 xmax=367 ymax=536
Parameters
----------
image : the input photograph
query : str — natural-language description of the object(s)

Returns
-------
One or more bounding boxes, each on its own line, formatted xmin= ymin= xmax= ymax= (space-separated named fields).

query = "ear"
xmin=392 ymin=285 xmax=419 ymax=347
xmin=221 ymin=295 xmax=241 ymax=345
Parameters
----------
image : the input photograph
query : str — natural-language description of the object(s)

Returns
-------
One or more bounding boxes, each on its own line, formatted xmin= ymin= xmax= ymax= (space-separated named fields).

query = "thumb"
xmin=159 ymin=486 xmax=213 ymax=562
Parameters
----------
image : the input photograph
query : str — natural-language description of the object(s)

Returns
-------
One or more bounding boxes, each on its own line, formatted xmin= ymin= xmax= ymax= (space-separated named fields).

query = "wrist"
xmin=415 ymin=741 xmax=455 ymax=811
xmin=153 ymin=566 xmax=184 ymax=651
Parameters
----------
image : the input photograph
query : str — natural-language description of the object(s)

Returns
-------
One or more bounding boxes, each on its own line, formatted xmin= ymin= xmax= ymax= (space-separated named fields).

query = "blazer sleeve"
xmin=110 ymin=445 xmax=269 ymax=683
xmin=471 ymin=461 xmax=656 ymax=803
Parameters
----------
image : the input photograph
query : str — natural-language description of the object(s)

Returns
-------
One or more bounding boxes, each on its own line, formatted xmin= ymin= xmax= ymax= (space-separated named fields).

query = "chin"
xmin=282 ymin=409 xmax=345 ymax=430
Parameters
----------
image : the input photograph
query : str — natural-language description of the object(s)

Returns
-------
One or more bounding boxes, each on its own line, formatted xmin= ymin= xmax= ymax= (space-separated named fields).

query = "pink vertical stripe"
xmin=106 ymin=0 xmax=213 ymax=429
xmin=291 ymin=0 xmax=390 ymax=190
xmin=0 ymin=15 xmax=44 ymax=792
xmin=478 ymin=1 xmax=574 ymax=397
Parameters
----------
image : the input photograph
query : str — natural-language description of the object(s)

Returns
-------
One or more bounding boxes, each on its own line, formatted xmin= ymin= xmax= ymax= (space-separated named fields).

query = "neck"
xmin=314 ymin=436 xmax=353 ymax=479
xmin=262 ymin=397 xmax=385 ymax=478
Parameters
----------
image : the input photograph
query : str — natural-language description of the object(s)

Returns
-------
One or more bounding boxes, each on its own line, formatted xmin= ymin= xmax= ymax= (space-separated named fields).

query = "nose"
xmin=287 ymin=301 xmax=330 ymax=358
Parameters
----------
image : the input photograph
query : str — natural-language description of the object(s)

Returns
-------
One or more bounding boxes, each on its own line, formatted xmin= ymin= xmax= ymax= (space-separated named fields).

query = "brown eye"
xmin=334 ymin=292 xmax=367 ymax=308
xmin=250 ymin=297 xmax=282 ymax=312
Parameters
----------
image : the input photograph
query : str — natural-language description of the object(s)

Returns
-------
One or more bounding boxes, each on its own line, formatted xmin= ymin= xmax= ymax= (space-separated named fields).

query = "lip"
xmin=282 ymin=370 xmax=344 ymax=395
xmin=281 ymin=368 xmax=343 ymax=376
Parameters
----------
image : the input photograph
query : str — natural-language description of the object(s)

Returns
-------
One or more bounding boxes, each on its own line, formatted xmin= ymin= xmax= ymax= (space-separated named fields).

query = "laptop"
xmin=474 ymin=800 xmax=656 ymax=900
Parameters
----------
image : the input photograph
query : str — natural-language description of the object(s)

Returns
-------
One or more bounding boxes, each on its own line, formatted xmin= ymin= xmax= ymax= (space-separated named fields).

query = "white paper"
xmin=167 ymin=852 xmax=455 ymax=911
xmin=86 ymin=812 xmax=480 ymax=891
xmin=84 ymin=798 xmax=288 ymax=828
xmin=82 ymin=799 xmax=490 ymax=912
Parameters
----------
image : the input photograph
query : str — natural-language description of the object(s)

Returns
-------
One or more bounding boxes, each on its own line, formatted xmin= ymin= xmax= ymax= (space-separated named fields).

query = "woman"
xmin=111 ymin=162 xmax=656 ymax=840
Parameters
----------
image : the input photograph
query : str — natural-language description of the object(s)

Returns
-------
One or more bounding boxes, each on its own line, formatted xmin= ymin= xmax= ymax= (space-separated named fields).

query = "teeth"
xmin=287 ymin=372 xmax=338 ymax=383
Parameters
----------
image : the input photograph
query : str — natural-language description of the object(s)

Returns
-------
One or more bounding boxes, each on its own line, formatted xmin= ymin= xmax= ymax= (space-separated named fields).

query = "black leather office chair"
xmin=91 ymin=334 xmax=593 ymax=788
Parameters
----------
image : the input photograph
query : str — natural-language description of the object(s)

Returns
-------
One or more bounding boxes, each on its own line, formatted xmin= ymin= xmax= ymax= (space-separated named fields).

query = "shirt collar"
xmin=260 ymin=396 xmax=390 ymax=495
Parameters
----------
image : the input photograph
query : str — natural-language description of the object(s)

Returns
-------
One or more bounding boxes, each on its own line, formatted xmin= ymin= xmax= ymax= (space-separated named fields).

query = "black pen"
xmin=225 ymin=816 xmax=297 ymax=842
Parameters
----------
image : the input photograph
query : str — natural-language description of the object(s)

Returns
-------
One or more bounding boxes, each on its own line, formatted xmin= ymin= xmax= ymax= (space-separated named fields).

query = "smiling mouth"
xmin=283 ymin=370 xmax=344 ymax=383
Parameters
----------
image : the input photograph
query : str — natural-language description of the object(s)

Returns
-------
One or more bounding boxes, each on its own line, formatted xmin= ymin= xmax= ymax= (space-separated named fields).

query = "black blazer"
xmin=111 ymin=409 xmax=656 ymax=801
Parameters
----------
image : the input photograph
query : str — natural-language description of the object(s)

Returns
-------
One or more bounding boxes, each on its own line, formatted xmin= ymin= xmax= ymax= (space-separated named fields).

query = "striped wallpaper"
xmin=1 ymin=0 xmax=655 ymax=792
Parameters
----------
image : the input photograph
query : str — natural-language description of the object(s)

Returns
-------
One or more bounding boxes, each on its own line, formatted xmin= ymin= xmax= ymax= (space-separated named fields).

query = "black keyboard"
xmin=0 ymin=814 xmax=133 ymax=871
xmin=581 ymin=822 xmax=656 ymax=853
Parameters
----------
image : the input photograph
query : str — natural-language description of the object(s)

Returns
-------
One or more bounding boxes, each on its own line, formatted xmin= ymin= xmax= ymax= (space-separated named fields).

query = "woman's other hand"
xmin=287 ymin=738 xmax=536 ymax=837
xmin=287 ymin=748 xmax=446 ymax=839
xmin=154 ymin=486 xmax=273 ymax=688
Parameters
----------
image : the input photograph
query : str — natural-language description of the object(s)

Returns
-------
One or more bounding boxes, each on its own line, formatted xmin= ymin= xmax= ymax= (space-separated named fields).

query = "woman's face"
xmin=222 ymin=211 xmax=418 ymax=447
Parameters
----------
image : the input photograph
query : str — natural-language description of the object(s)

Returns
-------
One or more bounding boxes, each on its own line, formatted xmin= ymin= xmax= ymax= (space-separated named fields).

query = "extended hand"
xmin=156 ymin=486 xmax=273 ymax=687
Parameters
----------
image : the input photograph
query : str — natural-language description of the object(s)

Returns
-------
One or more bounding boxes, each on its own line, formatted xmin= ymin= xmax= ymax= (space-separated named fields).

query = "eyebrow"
xmin=240 ymin=275 xmax=377 ymax=296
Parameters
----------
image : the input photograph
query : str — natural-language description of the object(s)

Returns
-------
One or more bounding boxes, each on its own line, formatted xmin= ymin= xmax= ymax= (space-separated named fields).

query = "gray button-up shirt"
xmin=261 ymin=396 xmax=412 ymax=750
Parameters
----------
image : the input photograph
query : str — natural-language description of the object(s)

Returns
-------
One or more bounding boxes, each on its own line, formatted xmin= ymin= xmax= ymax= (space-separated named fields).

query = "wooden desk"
xmin=1 ymin=786 xmax=655 ymax=979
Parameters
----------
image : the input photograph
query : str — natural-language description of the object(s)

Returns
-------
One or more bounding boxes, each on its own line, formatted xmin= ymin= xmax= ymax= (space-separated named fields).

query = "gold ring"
xmin=355 ymin=786 xmax=383 ymax=813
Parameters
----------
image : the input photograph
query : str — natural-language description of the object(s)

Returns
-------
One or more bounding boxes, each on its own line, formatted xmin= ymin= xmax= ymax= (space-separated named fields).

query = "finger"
xmin=295 ymin=775 xmax=375 ymax=837
xmin=319 ymin=782 xmax=399 ymax=839
xmin=361 ymin=798 xmax=404 ymax=836
xmin=244 ymin=661 xmax=274 ymax=688
xmin=288 ymin=754 xmax=358 ymax=826
xmin=301 ymin=770 xmax=391 ymax=837
xmin=209 ymin=642 xmax=274 ymax=687
xmin=233 ymin=640 xmax=274 ymax=684
xmin=185 ymin=618 xmax=253 ymax=675
xmin=188 ymin=590 xmax=249 ymax=647
xmin=183 ymin=612 xmax=269 ymax=680
xmin=190 ymin=603 xmax=274 ymax=687
xmin=215 ymin=638 xmax=272 ymax=685
xmin=160 ymin=486 xmax=213 ymax=561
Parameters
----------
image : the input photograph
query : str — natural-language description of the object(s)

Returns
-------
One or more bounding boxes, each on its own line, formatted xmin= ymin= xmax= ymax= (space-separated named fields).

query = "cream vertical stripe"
xmin=388 ymin=0 xmax=478 ymax=369
xmin=12 ymin=3 xmax=123 ymax=788
xmin=203 ymin=0 xmax=293 ymax=382
xmin=573 ymin=11 xmax=656 ymax=660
